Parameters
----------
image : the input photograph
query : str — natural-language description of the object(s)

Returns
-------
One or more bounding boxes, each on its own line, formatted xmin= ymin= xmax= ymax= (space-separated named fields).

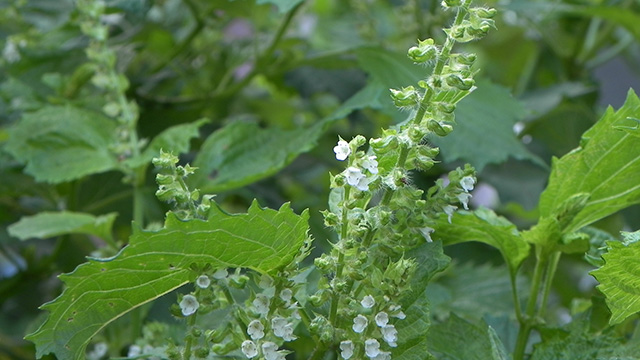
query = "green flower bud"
xmin=206 ymin=328 xmax=228 ymax=343
xmin=350 ymin=134 xmax=367 ymax=149
xmin=408 ymin=125 xmax=427 ymax=143
xmin=321 ymin=210 xmax=340 ymax=227
xmin=156 ymin=186 xmax=179 ymax=202
xmin=446 ymin=74 xmax=474 ymax=90
xmin=195 ymin=347 xmax=210 ymax=359
xmin=427 ymin=119 xmax=454 ymax=136
xmin=390 ymin=86 xmax=419 ymax=107
xmin=442 ymin=0 xmax=463 ymax=8
xmin=413 ymin=154 xmax=436 ymax=171
xmin=407 ymin=38 xmax=437 ymax=63
xmin=437 ymin=102 xmax=456 ymax=114
xmin=156 ymin=174 xmax=174 ymax=185
xmin=228 ymin=274 xmax=249 ymax=288
xmin=474 ymin=7 xmax=497 ymax=19
xmin=332 ymin=173 xmax=346 ymax=187
xmin=417 ymin=145 xmax=440 ymax=158
xmin=370 ymin=134 xmax=399 ymax=153
xmin=456 ymin=53 xmax=477 ymax=66
xmin=211 ymin=342 xmax=236 ymax=355
xmin=314 ymin=254 xmax=333 ymax=271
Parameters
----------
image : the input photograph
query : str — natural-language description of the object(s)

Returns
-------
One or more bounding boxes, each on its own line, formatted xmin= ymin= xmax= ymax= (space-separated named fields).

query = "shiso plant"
xmin=2 ymin=0 xmax=640 ymax=360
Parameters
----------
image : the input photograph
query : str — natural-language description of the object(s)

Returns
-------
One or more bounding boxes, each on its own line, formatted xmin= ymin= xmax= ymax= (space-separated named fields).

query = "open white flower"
xmin=375 ymin=312 xmax=389 ymax=327
xmin=362 ymin=155 xmax=379 ymax=174
xmin=374 ymin=351 xmax=392 ymax=360
xmin=280 ymin=288 xmax=293 ymax=304
xmin=457 ymin=192 xmax=472 ymax=210
xmin=345 ymin=167 xmax=365 ymax=186
xmin=179 ymin=294 xmax=199 ymax=316
xmin=334 ymin=139 xmax=351 ymax=161
xmin=461 ymin=175 xmax=475 ymax=192
xmin=340 ymin=340 xmax=354 ymax=359
xmin=419 ymin=226 xmax=435 ymax=242
xmin=361 ymin=295 xmax=376 ymax=308
xmin=212 ymin=268 xmax=228 ymax=279
xmin=241 ymin=340 xmax=258 ymax=358
xmin=272 ymin=316 xmax=297 ymax=341
xmin=443 ymin=205 xmax=457 ymax=223
xmin=381 ymin=324 xmax=398 ymax=347
xmin=247 ymin=319 xmax=265 ymax=340
xmin=252 ymin=294 xmax=270 ymax=315
xmin=365 ymin=338 xmax=381 ymax=358
xmin=196 ymin=275 xmax=211 ymax=289
xmin=353 ymin=314 xmax=369 ymax=333
xmin=261 ymin=342 xmax=285 ymax=360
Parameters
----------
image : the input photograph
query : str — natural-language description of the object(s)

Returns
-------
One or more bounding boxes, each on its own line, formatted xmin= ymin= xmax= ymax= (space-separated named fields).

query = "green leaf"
xmin=354 ymin=47 xmax=426 ymax=89
xmin=25 ymin=201 xmax=309 ymax=360
xmin=539 ymin=90 xmax=640 ymax=233
xmin=256 ymin=0 xmax=303 ymax=13
xmin=394 ymin=241 xmax=450 ymax=360
xmin=125 ymin=118 xmax=209 ymax=169
xmin=431 ymin=208 xmax=530 ymax=275
xmin=570 ymin=6 xmax=640 ymax=41
xmin=8 ymin=211 xmax=117 ymax=242
xmin=191 ymin=121 xmax=323 ymax=192
xmin=427 ymin=313 xmax=509 ymax=360
xmin=432 ymin=80 xmax=546 ymax=171
xmin=591 ymin=230 xmax=640 ymax=325
xmin=4 ymin=105 xmax=118 ymax=183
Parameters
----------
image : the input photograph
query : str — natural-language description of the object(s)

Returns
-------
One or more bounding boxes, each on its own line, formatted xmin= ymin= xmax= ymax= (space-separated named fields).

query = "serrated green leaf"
xmin=432 ymin=80 xmax=546 ymax=171
xmin=125 ymin=118 xmax=209 ymax=169
xmin=394 ymin=241 xmax=450 ymax=360
xmin=191 ymin=121 xmax=323 ymax=192
xmin=4 ymin=105 xmax=118 ymax=183
xmin=591 ymin=230 xmax=640 ymax=325
xmin=431 ymin=208 xmax=530 ymax=275
xmin=539 ymin=89 xmax=640 ymax=233
xmin=256 ymin=0 xmax=303 ymax=13
xmin=8 ymin=211 xmax=117 ymax=242
xmin=427 ymin=313 xmax=509 ymax=360
xmin=25 ymin=200 xmax=309 ymax=360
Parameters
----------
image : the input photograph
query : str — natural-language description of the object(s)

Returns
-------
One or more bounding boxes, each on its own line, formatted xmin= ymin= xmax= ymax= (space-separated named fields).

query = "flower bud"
xmin=211 ymin=342 xmax=236 ymax=355
xmin=350 ymin=135 xmax=367 ymax=148
xmin=407 ymin=38 xmax=437 ymax=63
xmin=427 ymin=119 xmax=453 ymax=136
xmin=417 ymin=145 xmax=440 ymax=158
xmin=441 ymin=0 xmax=462 ymax=8
xmin=331 ymin=173 xmax=346 ymax=187
xmin=228 ymin=274 xmax=249 ymax=288
xmin=474 ymin=7 xmax=497 ymax=19
xmin=205 ymin=328 xmax=228 ymax=343
xmin=156 ymin=174 xmax=174 ymax=185
xmin=456 ymin=53 xmax=477 ymax=65
xmin=195 ymin=347 xmax=210 ymax=358
xmin=370 ymin=134 xmax=399 ymax=153
xmin=437 ymin=102 xmax=456 ymax=114
xmin=314 ymin=254 xmax=333 ymax=271
xmin=390 ymin=86 xmax=419 ymax=107
xmin=446 ymin=74 xmax=474 ymax=90
xmin=408 ymin=125 xmax=427 ymax=143
xmin=321 ymin=210 xmax=339 ymax=227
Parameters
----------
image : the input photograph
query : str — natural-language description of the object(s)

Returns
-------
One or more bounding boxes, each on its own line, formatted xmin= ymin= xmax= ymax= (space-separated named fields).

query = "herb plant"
xmin=1 ymin=1 xmax=640 ymax=360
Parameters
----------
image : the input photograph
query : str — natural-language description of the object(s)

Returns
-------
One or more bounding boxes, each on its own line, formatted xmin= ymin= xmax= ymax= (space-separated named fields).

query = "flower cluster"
xmin=333 ymin=136 xmax=379 ymax=192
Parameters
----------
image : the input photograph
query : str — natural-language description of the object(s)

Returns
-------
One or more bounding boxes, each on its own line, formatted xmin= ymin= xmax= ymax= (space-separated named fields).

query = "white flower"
xmin=334 ymin=139 xmax=351 ymax=161
xmin=361 ymin=295 xmax=376 ymax=308
xmin=345 ymin=167 xmax=365 ymax=187
xmin=2 ymin=39 xmax=20 ymax=63
xmin=443 ymin=205 xmax=457 ymax=223
xmin=212 ymin=268 xmax=228 ymax=279
xmin=261 ymin=342 xmax=285 ymax=360
xmin=419 ymin=226 xmax=435 ymax=242
xmin=355 ymin=175 xmax=372 ymax=191
xmin=259 ymin=274 xmax=274 ymax=289
xmin=365 ymin=338 xmax=381 ymax=358
xmin=393 ymin=311 xmax=406 ymax=319
xmin=353 ymin=314 xmax=368 ymax=333
xmin=280 ymin=288 xmax=293 ymax=304
xmin=362 ymin=155 xmax=379 ymax=174
xmin=196 ymin=275 xmax=211 ymax=289
xmin=381 ymin=325 xmax=398 ymax=347
xmin=241 ymin=340 xmax=258 ymax=358
xmin=252 ymin=294 xmax=270 ymax=315
xmin=375 ymin=312 xmax=389 ymax=327
xmin=179 ymin=294 xmax=199 ymax=316
xmin=247 ymin=319 xmax=265 ymax=340
xmin=457 ymin=192 xmax=472 ymax=210
xmin=374 ymin=351 xmax=392 ymax=360
xmin=461 ymin=176 xmax=475 ymax=192
xmin=272 ymin=316 xmax=297 ymax=341
xmin=340 ymin=340 xmax=354 ymax=359
xmin=87 ymin=342 xmax=108 ymax=360
xmin=128 ymin=345 xmax=141 ymax=357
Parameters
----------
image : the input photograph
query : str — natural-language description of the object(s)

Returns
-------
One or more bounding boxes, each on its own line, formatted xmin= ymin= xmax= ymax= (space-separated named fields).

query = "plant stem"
xmin=183 ymin=312 xmax=198 ymax=360
xmin=513 ymin=247 xmax=547 ymax=360
xmin=537 ymin=251 xmax=561 ymax=319
xmin=330 ymin=185 xmax=351 ymax=324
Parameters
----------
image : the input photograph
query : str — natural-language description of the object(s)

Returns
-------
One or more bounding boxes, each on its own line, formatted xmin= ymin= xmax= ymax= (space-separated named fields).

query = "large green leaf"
xmin=431 ymin=208 xmax=530 ymax=275
xmin=427 ymin=314 xmax=508 ymax=360
xmin=433 ymin=80 xmax=546 ymax=171
xmin=354 ymin=47 xmax=426 ymax=89
xmin=8 ymin=211 xmax=117 ymax=242
xmin=4 ymin=105 xmax=118 ymax=183
xmin=538 ymin=90 xmax=640 ymax=233
xmin=256 ymin=0 xmax=304 ymax=13
xmin=394 ymin=241 xmax=450 ymax=360
xmin=591 ymin=230 xmax=640 ymax=325
xmin=125 ymin=118 xmax=209 ymax=169
xmin=26 ymin=201 xmax=310 ymax=360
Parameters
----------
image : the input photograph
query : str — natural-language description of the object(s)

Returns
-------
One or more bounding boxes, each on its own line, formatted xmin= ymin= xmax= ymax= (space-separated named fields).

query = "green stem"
xmin=183 ymin=312 xmax=198 ymax=360
xmin=509 ymin=271 xmax=524 ymax=323
xmin=513 ymin=247 xmax=547 ymax=360
xmin=329 ymin=185 xmax=351 ymax=324
xmin=537 ymin=251 xmax=561 ymax=319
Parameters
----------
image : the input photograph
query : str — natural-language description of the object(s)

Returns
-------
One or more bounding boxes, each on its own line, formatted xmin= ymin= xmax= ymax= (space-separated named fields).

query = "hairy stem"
xmin=330 ymin=185 xmax=351 ymax=325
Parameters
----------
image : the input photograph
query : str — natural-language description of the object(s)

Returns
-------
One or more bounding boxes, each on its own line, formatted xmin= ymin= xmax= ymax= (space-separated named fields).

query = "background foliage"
xmin=1 ymin=0 xmax=640 ymax=359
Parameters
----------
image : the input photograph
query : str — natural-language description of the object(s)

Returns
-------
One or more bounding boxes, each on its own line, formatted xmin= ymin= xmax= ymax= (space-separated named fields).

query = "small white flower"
xmin=461 ymin=176 xmax=475 ymax=192
xmin=443 ymin=205 xmax=457 ymax=223
xmin=374 ymin=351 xmax=392 ymax=360
xmin=419 ymin=226 xmax=435 ymax=242
xmin=381 ymin=324 xmax=398 ymax=347
xmin=247 ymin=319 xmax=265 ymax=340
xmin=353 ymin=314 xmax=369 ymax=333
xmin=355 ymin=175 xmax=372 ymax=191
xmin=241 ymin=340 xmax=258 ymax=358
xmin=393 ymin=311 xmax=406 ymax=319
xmin=375 ymin=312 xmax=389 ymax=327
xmin=280 ymin=288 xmax=293 ymax=304
xmin=212 ymin=268 xmax=228 ymax=279
xmin=345 ymin=167 xmax=365 ymax=187
xmin=179 ymin=294 xmax=199 ymax=316
xmin=2 ymin=39 xmax=20 ymax=63
xmin=365 ymin=338 xmax=381 ymax=358
xmin=457 ymin=192 xmax=472 ymax=210
xmin=196 ymin=275 xmax=211 ymax=289
xmin=334 ymin=139 xmax=351 ymax=161
xmin=259 ymin=274 xmax=274 ymax=289
xmin=261 ymin=342 xmax=285 ymax=360
xmin=340 ymin=340 xmax=354 ymax=359
xmin=362 ymin=155 xmax=379 ymax=174
xmin=87 ymin=342 xmax=108 ymax=360
xmin=128 ymin=345 xmax=141 ymax=357
xmin=272 ymin=316 xmax=297 ymax=341
xmin=361 ymin=295 xmax=376 ymax=308
xmin=252 ymin=294 xmax=270 ymax=315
